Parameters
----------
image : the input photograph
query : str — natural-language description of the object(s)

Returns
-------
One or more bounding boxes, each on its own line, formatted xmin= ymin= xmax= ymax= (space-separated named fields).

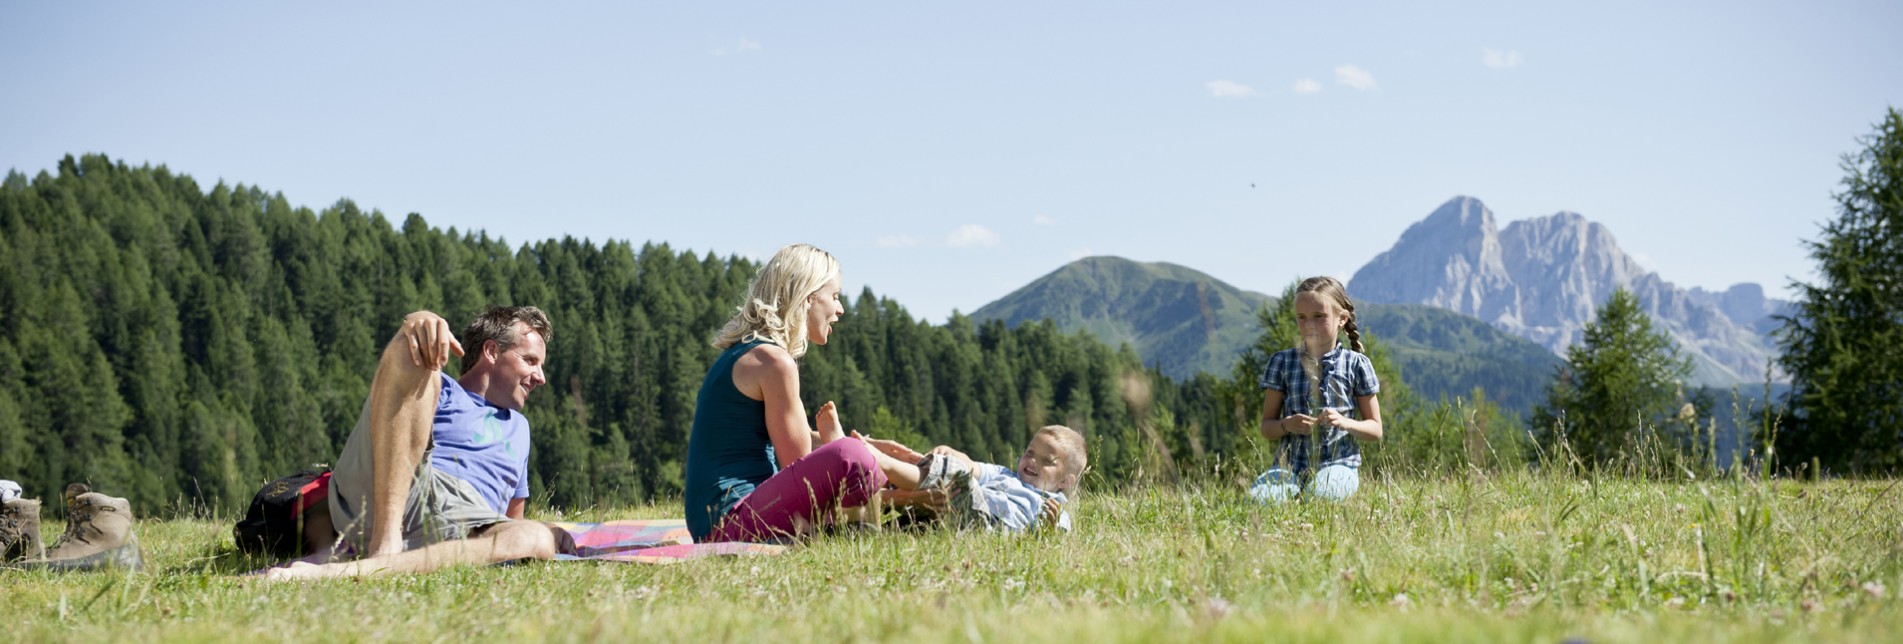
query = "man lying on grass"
xmin=265 ymin=306 xmax=570 ymax=580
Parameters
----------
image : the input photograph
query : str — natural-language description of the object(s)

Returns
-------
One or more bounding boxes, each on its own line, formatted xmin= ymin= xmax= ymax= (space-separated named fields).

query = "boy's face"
xmin=1016 ymin=433 xmax=1073 ymax=493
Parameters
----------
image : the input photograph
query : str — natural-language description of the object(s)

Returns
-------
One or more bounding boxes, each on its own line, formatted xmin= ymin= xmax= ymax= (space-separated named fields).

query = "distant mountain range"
xmin=970 ymin=256 xmax=1563 ymax=415
xmin=970 ymin=196 xmax=1791 ymax=415
xmin=1349 ymin=196 xmax=1788 ymax=386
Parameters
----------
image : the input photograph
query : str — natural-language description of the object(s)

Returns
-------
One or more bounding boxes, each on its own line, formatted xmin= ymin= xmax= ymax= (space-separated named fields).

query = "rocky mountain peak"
xmin=1351 ymin=198 xmax=1789 ymax=386
xmin=1351 ymin=196 xmax=1515 ymax=318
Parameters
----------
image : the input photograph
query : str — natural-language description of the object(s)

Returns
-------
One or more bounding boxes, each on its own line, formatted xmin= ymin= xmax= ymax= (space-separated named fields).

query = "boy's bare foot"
xmin=816 ymin=400 xmax=845 ymax=443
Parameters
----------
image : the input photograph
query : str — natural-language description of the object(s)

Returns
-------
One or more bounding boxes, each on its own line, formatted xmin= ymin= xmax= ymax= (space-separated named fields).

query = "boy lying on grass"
xmin=836 ymin=414 xmax=1086 ymax=532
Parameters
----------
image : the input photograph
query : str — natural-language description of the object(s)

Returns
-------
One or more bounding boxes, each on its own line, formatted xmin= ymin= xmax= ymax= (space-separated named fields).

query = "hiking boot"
xmin=20 ymin=491 xmax=144 ymax=572
xmin=1 ymin=497 xmax=43 ymax=562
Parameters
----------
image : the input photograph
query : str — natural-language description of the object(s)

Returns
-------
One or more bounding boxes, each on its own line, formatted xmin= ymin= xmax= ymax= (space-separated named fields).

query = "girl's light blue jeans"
xmin=1248 ymin=465 xmax=1359 ymax=503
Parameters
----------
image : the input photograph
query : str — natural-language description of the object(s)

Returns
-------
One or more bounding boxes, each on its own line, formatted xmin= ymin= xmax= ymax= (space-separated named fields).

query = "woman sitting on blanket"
xmin=683 ymin=243 xmax=934 ymax=543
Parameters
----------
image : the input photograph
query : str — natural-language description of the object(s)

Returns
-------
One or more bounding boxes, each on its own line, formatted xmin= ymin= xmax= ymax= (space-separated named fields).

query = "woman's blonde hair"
xmin=712 ymin=243 xmax=839 ymax=358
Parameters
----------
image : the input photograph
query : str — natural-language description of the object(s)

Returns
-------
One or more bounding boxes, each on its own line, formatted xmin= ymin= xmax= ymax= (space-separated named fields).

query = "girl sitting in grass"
xmin=1251 ymin=276 xmax=1383 ymax=503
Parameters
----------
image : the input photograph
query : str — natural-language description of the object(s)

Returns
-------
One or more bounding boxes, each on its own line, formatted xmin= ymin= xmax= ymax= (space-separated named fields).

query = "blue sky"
xmin=4 ymin=1 xmax=1898 ymax=322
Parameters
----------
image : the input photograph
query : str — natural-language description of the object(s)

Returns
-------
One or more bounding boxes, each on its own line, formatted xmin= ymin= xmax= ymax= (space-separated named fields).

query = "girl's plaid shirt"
xmin=1258 ymin=343 xmax=1381 ymax=474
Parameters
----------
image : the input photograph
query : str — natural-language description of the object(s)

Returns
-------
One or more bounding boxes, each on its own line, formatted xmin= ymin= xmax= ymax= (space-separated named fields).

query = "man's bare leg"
xmin=364 ymin=314 xmax=451 ymax=557
xmin=262 ymin=520 xmax=559 ymax=581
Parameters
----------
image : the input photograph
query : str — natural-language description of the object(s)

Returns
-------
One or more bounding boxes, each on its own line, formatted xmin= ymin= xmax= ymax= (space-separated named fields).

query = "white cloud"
xmin=1334 ymin=64 xmax=1377 ymax=90
xmin=875 ymin=234 xmax=921 ymax=248
xmin=1032 ymin=214 xmax=1055 ymax=226
xmin=712 ymin=38 xmax=762 ymax=56
xmin=947 ymin=224 xmax=1001 ymax=248
xmin=1483 ymin=48 xmax=1524 ymax=69
xmin=1205 ymin=80 xmax=1258 ymax=98
xmin=1291 ymin=78 xmax=1322 ymax=95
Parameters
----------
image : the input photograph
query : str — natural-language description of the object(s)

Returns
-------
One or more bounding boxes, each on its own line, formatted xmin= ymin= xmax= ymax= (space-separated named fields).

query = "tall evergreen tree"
xmin=1775 ymin=108 xmax=1903 ymax=473
xmin=1532 ymin=288 xmax=1693 ymax=467
xmin=0 ymin=153 xmax=1256 ymax=510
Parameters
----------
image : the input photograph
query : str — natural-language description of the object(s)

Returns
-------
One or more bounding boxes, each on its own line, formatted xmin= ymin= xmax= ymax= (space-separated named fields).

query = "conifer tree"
xmin=1775 ymin=108 xmax=1903 ymax=473
xmin=1533 ymin=288 xmax=1693 ymax=466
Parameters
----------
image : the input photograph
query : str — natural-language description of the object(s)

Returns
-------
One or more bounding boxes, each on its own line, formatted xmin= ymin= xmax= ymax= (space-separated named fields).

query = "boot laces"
xmin=52 ymin=502 xmax=102 ymax=548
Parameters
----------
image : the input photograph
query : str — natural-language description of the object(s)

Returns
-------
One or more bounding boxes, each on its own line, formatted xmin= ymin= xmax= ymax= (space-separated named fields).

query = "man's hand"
xmin=400 ymin=311 xmax=464 ymax=371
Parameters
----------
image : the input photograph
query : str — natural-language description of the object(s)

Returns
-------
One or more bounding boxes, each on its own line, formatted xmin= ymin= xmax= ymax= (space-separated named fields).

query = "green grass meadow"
xmin=7 ymin=471 xmax=1901 ymax=642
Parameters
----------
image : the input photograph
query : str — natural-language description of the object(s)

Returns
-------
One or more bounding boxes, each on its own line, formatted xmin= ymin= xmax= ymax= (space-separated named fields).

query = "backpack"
xmin=233 ymin=469 xmax=331 ymax=558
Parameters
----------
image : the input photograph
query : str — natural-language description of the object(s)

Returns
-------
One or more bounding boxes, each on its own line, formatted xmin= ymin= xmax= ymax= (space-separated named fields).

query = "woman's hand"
xmin=928 ymin=445 xmax=977 ymax=471
xmin=852 ymin=431 xmax=924 ymax=463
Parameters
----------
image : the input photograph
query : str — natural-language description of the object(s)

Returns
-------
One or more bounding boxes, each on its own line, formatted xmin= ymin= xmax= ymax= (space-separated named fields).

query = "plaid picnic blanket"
xmin=548 ymin=519 xmax=786 ymax=563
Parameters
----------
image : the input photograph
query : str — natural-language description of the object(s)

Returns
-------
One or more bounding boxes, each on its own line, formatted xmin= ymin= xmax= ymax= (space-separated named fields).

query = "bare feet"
xmin=260 ymin=557 xmax=393 ymax=581
xmin=259 ymin=560 xmax=335 ymax=581
xmin=815 ymin=401 xmax=845 ymax=444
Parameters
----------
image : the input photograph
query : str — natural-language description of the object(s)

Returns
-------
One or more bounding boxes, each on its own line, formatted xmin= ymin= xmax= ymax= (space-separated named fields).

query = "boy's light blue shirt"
xmin=970 ymin=462 xmax=1071 ymax=532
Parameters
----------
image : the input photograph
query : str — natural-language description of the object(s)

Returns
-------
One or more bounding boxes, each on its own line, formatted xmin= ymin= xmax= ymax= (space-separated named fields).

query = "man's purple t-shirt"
xmin=428 ymin=373 xmax=531 ymax=512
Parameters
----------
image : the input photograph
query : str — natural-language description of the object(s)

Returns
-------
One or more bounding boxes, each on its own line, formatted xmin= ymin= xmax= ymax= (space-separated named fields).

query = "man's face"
xmin=485 ymin=323 xmax=547 ymax=410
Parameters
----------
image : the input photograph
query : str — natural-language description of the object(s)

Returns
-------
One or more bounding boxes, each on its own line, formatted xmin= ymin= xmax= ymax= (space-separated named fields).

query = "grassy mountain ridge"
xmin=1356 ymin=303 xmax=1564 ymax=414
xmin=971 ymin=256 xmax=1562 ymax=415
xmin=968 ymin=257 xmax=1268 ymax=379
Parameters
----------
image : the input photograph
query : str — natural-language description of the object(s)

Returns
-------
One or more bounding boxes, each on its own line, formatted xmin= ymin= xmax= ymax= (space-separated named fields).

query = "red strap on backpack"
xmin=295 ymin=471 xmax=332 ymax=515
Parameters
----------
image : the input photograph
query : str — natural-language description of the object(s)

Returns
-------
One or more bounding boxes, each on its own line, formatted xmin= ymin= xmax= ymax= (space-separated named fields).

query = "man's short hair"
xmin=459 ymin=305 xmax=552 ymax=375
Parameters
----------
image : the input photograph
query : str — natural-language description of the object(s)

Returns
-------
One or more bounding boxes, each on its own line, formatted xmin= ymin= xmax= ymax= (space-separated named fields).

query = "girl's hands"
xmin=1318 ymin=408 xmax=1349 ymax=429
xmin=1282 ymin=414 xmax=1317 ymax=435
